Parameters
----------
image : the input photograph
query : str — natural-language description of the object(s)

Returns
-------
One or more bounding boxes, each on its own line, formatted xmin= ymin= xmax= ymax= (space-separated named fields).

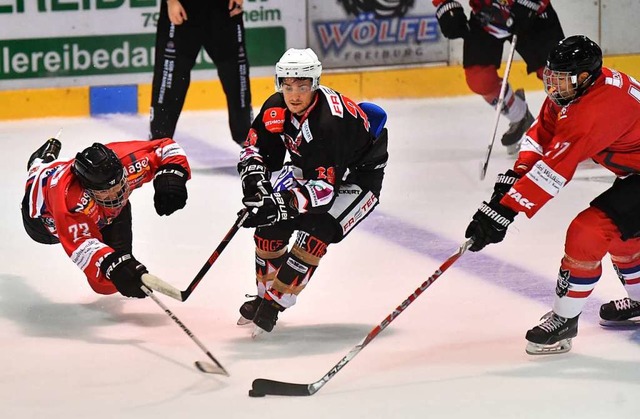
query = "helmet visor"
xmin=89 ymin=173 xmax=130 ymax=209
xmin=543 ymin=67 xmax=578 ymax=106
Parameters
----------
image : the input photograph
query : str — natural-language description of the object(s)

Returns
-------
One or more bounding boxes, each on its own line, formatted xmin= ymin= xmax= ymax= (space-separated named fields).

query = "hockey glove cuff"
xmin=491 ymin=169 xmax=521 ymax=202
xmin=243 ymin=191 xmax=298 ymax=228
xmin=434 ymin=0 xmax=469 ymax=39
xmin=239 ymin=159 xmax=273 ymax=200
xmin=509 ymin=0 xmax=541 ymax=34
xmin=465 ymin=201 xmax=517 ymax=252
xmin=100 ymin=251 xmax=148 ymax=298
xmin=153 ymin=164 xmax=188 ymax=216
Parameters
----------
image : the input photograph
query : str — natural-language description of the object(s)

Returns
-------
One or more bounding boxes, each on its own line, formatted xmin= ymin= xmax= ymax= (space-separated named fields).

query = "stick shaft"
xmin=252 ymin=239 xmax=473 ymax=396
xmin=480 ymin=34 xmax=519 ymax=180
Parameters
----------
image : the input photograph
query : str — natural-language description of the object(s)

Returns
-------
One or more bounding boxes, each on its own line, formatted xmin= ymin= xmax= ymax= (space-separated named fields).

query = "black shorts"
xmin=21 ymin=191 xmax=59 ymax=245
xmin=591 ymin=175 xmax=640 ymax=241
xmin=463 ymin=4 xmax=564 ymax=74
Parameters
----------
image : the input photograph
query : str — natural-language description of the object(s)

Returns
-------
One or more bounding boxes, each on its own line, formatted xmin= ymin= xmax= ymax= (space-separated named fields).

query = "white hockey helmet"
xmin=275 ymin=48 xmax=322 ymax=92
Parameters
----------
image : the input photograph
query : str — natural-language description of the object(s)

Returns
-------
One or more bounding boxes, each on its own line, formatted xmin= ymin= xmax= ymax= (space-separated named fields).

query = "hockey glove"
xmin=243 ymin=191 xmax=298 ymax=228
xmin=491 ymin=169 xmax=521 ymax=202
xmin=100 ymin=251 xmax=148 ymax=298
xmin=238 ymin=159 xmax=273 ymax=200
xmin=153 ymin=164 xmax=188 ymax=216
xmin=434 ymin=0 xmax=469 ymax=39
xmin=465 ymin=200 xmax=517 ymax=252
xmin=508 ymin=0 xmax=541 ymax=34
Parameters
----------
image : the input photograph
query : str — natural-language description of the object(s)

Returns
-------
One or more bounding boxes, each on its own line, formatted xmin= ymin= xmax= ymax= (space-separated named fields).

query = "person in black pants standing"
xmin=150 ymin=0 xmax=252 ymax=145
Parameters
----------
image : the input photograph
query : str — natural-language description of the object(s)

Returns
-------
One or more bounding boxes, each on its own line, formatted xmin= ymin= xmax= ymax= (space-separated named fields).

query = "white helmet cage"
xmin=275 ymin=48 xmax=322 ymax=92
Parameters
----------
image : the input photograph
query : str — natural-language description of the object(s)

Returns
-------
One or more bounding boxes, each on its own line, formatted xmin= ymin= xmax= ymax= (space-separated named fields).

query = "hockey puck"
xmin=248 ymin=389 xmax=265 ymax=398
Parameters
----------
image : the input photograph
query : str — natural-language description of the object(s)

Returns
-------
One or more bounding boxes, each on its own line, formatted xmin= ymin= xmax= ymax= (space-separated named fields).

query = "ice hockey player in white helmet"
xmin=236 ymin=48 xmax=389 ymax=335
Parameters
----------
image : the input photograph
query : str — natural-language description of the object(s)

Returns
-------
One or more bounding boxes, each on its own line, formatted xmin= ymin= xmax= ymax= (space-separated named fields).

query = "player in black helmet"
xmin=21 ymin=138 xmax=191 ymax=298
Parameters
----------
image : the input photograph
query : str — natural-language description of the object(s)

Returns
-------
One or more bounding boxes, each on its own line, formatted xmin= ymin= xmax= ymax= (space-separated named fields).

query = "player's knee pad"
xmin=465 ymin=65 xmax=501 ymax=96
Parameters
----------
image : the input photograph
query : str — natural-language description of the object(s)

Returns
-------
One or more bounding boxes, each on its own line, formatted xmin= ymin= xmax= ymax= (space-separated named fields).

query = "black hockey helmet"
xmin=72 ymin=143 xmax=130 ymax=208
xmin=543 ymin=35 xmax=603 ymax=106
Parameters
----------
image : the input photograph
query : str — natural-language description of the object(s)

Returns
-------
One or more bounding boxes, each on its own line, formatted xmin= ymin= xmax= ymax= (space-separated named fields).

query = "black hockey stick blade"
xmin=195 ymin=360 xmax=229 ymax=376
xmin=251 ymin=379 xmax=314 ymax=397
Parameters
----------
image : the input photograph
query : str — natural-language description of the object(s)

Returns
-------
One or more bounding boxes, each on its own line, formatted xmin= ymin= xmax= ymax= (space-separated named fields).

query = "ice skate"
xmin=501 ymin=89 xmax=534 ymax=155
xmin=237 ymin=295 xmax=262 ymax=326
xmin=599 ymin=297 xmax=640 ymax=327
xmin=525 ymin=311 xmax=579 ymax=355
xmin=252 ymin=296 xmax=284 ymax=333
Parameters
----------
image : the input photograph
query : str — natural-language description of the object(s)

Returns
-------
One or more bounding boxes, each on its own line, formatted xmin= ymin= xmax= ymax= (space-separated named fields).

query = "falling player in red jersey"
xmin=433 ymin=0 xmax=564 ymax=154
xmin=464 ymin=35 xmax=640 ymax=354
xmin=236 ymin=48 xmax=389 ymax=334
xmin=21 ymin=138 xmax=191 ymax=298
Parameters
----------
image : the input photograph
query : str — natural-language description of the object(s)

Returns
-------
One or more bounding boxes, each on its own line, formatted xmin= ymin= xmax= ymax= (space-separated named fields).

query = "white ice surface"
xmin=1 ymin=92 xmax=638 ymax=418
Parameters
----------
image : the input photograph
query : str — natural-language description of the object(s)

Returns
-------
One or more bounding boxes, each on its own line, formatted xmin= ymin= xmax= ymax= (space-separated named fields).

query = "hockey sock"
xmin=266 ymin=232 xmax=328 ymax=309
xmin=611 ymin=255 xmax=640 ymax=301
xmin=255 ymin=244 xmax=288 ymax=298
xmin=552 ymin=255 xmax=601 ymax=318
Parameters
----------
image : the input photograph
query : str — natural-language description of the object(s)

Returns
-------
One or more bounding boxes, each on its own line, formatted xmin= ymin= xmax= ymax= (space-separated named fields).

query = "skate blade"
xmin=251 ymin=326 xmax=265 ymax=339
xmin=237 ymin=316 xmax=253 ymax=326
xmin=599 ymin=318 xmax=640 ymax=328
xmin=525 ymin=338 xmax=572 ymax=355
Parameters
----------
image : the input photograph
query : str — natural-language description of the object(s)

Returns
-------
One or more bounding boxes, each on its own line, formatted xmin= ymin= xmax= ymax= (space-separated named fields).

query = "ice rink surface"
xmin=1 ymin=92 xmax=638 ymax=418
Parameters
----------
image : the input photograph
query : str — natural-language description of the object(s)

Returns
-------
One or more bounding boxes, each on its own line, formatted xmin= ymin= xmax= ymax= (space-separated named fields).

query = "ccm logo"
xmin=508 ymin=189 xmax=535 ymax=209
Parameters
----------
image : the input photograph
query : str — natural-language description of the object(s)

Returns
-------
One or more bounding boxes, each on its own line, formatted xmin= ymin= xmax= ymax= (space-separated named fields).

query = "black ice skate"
xmin=501 ymin=89 xmax=534 ymax=155
xmin=599 ymin=297 xmax=640 ymax=327
xmin=237 ymin=295 xmax=263 ymax=326
xmin=252 ymin=297 xmax=284 ymax=336
xmin=525 ymin=311 xmax=579 ymax=355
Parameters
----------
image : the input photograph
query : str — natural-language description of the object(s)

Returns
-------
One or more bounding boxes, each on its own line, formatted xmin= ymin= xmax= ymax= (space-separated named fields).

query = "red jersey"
xmin=501 ymin=67 xmax=640 ymax=217
xmin=24 ymin=139 xmax=191 ymax=294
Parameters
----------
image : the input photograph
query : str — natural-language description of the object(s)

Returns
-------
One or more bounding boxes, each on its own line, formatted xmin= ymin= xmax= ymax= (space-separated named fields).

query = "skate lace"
xmin=613 ymin=297 xmax=640 ymax=311
xmin=538 ymin=314 xmax=567 ymax=333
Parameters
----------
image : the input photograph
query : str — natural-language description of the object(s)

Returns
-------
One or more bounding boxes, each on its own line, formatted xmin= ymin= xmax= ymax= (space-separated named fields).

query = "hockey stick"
xmin=141 ymin=208 xmax=251 ymax=301
xmin=480 ymin=34 xmax=518 ymax=181
xmin=249 ymin=239 xmax=474 ymax=397
xmin=141 ymin=285 xmax=230 ymax=376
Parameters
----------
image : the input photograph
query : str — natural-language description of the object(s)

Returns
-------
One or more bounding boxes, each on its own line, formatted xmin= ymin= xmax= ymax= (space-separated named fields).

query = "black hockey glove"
xmin=509 ymin=0 xmax=540 ymax=34
xmin=491 ymin=169 xmax=521 ymax=202
xmin=465 ymin=201 xmax=517 ymax=252
xmin=100 ymin=251 xmax=148 ymax=298
xmin=242 ymin=191 xmax=298 ymax=228
xmin=435 ymin=0 xmax=469 ymax=39
xmin=153 ymin=164 xmax=188 ymax=216
xmin=238 ymin=159 xmax=273 ymax=200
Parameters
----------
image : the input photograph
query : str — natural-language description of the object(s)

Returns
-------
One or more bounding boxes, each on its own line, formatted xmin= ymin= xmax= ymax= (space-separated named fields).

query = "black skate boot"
xmin=237 ymin=295 xmax=263 ymax=326
xmin=525 ymin=311 xmax=579 ymax=355
xmin=252 ymin=297 xmax=284 ymax=334
xmin=599 ymin=297 xmax=640 ymax=327
xmin=501 ymin=89 xmax=534 ymax=155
